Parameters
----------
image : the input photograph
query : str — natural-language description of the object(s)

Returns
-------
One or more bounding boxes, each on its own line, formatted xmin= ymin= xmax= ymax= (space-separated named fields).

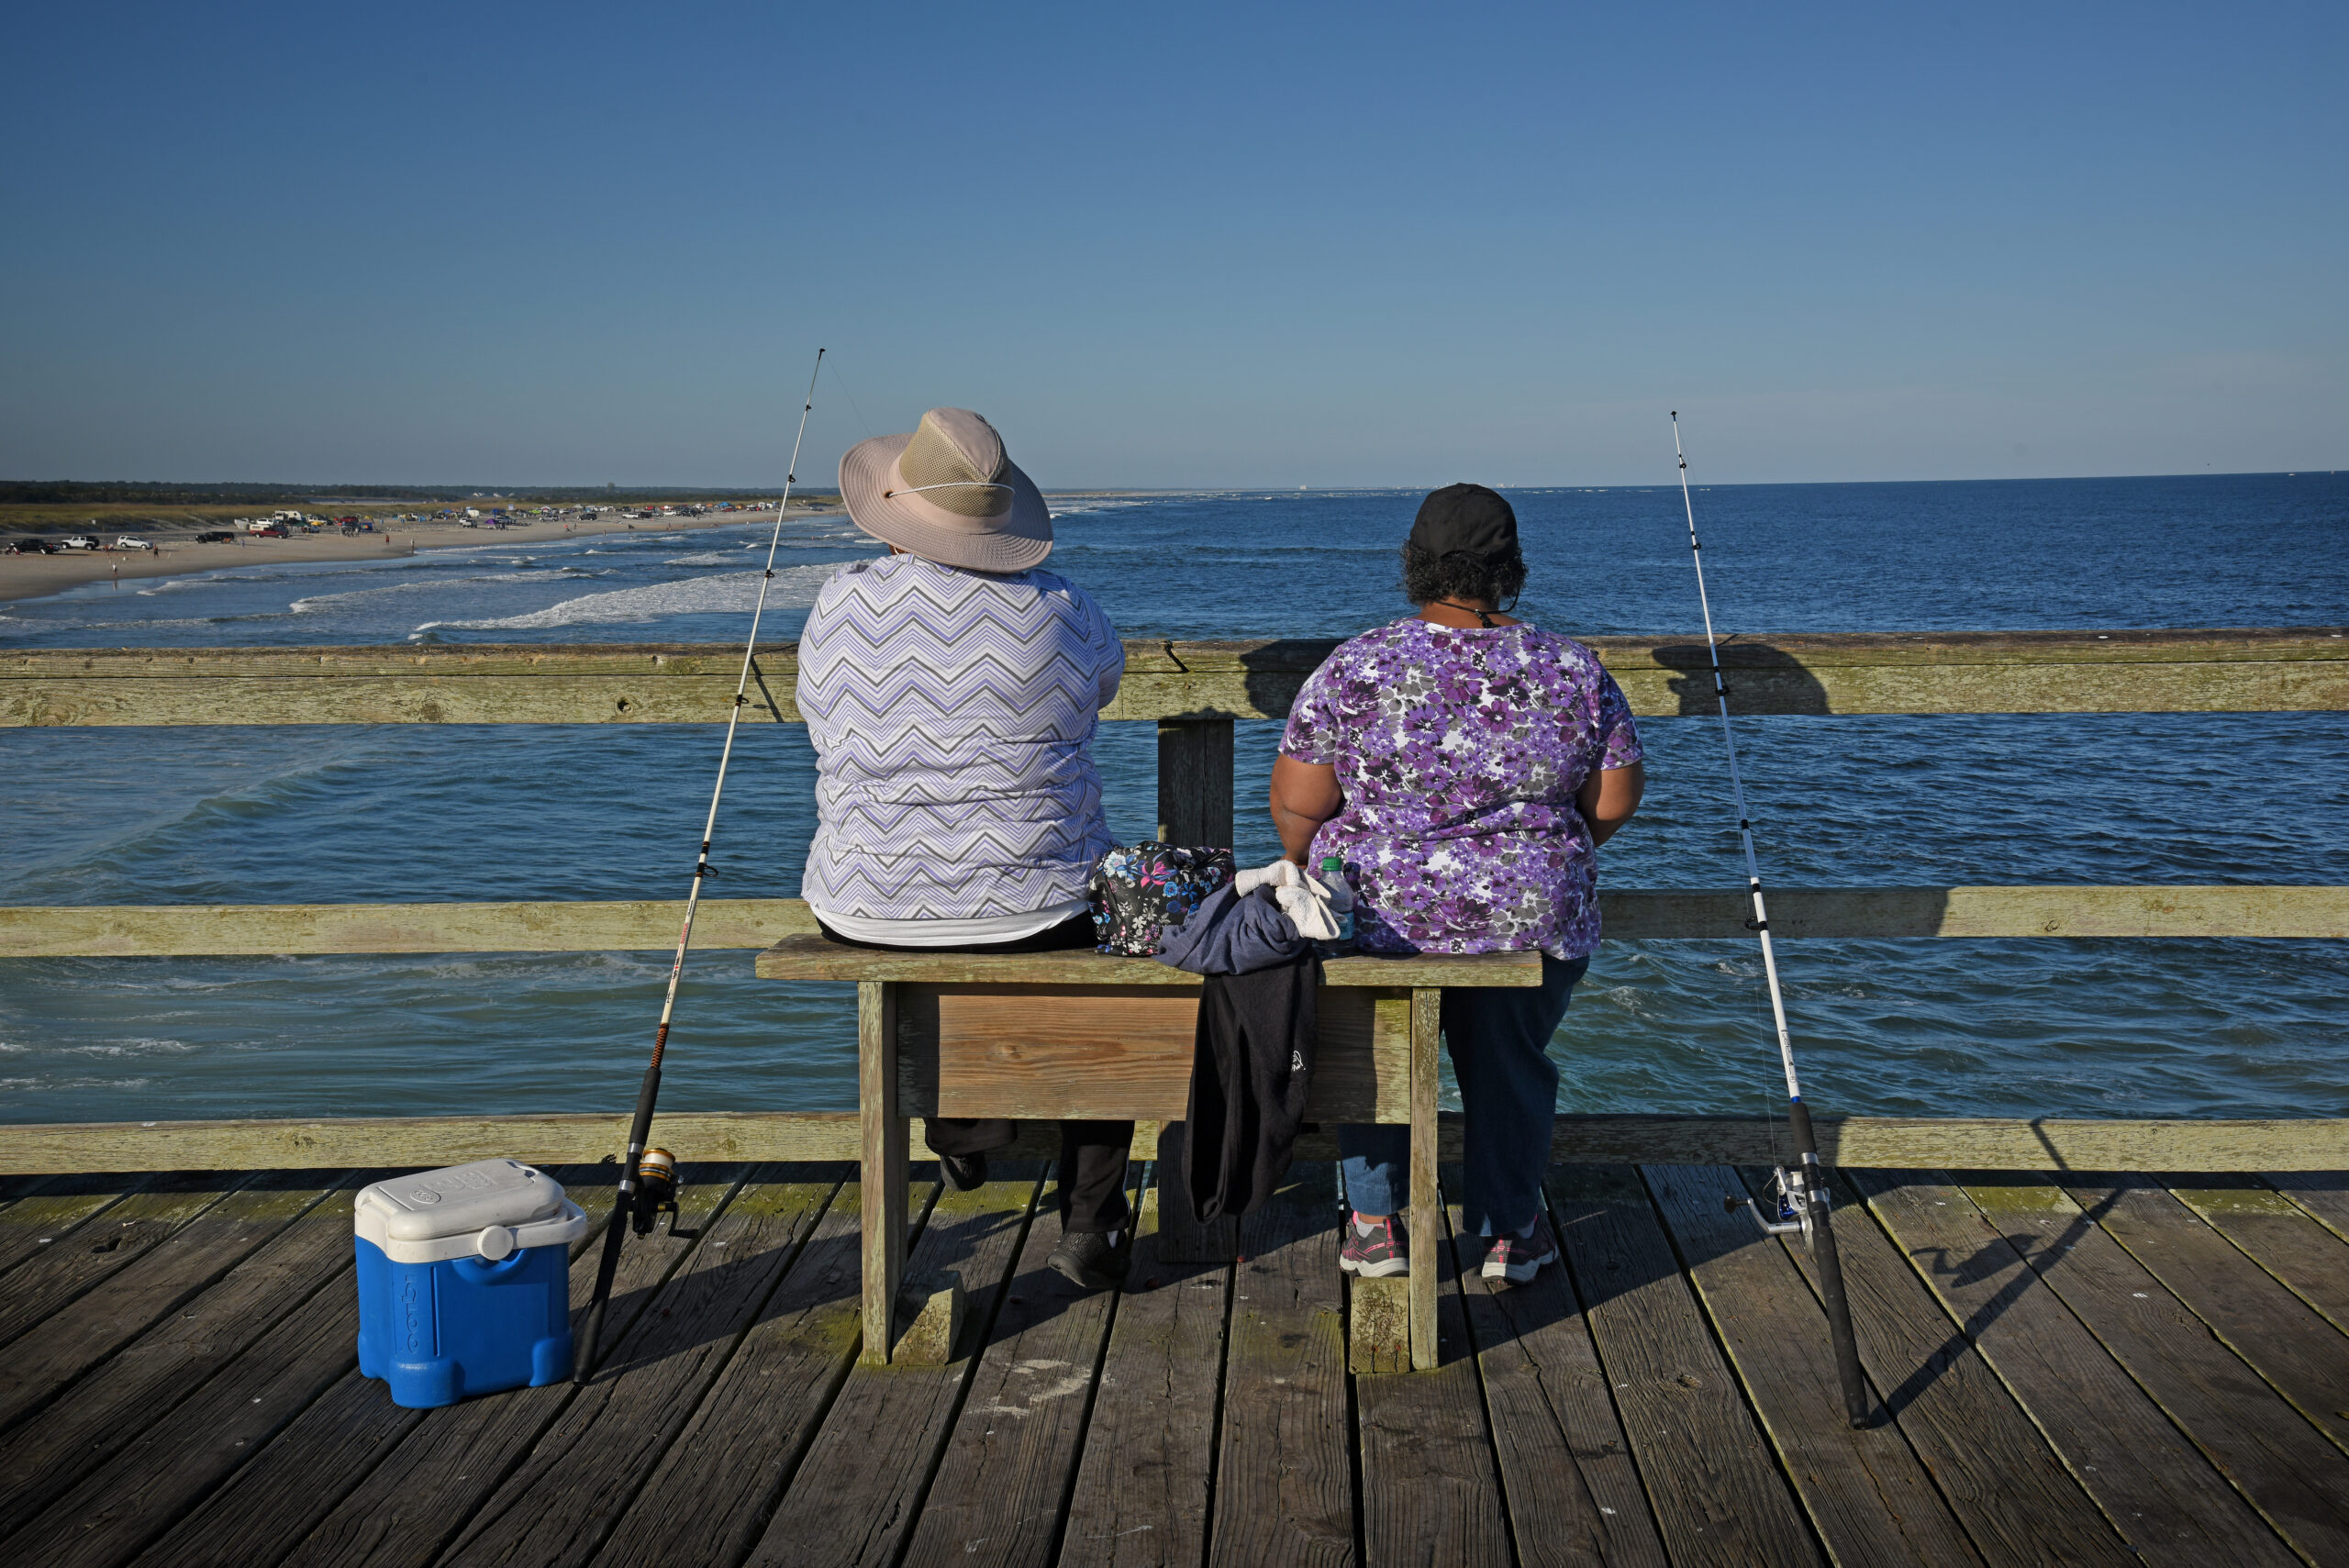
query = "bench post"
xmin=859 ymin=979 xmax=906 ymax=1363
xmin=1157 ymin=717 xmax=1234 ymax=848
xmin=1409 ymin=985 xmax=1440 ymax=1370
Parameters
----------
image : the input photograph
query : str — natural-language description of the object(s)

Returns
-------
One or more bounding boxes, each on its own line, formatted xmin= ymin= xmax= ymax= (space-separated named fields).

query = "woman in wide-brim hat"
xmin=795 ymin=406 xmax=1136 ymax=1292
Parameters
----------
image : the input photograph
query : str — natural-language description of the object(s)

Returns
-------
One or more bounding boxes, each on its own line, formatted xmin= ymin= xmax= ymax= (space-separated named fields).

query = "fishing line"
xmin=1671 ymin=412 xmax=1871 ymax=1428
xmin=573 ymin=347 xmax=826 ymax=1383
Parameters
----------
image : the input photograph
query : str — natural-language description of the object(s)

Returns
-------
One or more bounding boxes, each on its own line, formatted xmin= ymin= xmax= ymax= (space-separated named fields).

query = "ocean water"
xmin=3 ymin=473 xmax=2345 ymax=1125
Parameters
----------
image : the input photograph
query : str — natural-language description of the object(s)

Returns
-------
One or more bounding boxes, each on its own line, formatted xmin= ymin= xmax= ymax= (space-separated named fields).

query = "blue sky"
xmin=2 ymin=3 xmax=2341 ymax=487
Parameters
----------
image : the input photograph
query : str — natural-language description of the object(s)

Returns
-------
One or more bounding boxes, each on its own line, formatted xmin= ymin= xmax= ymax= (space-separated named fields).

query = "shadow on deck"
xmin=2 ymin=1156 xmax=2346 ymax=1567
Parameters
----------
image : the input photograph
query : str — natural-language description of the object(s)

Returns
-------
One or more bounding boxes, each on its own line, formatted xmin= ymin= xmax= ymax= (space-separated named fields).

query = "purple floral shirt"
xmin=1281 ymin=618 xmax=1642 ymax=960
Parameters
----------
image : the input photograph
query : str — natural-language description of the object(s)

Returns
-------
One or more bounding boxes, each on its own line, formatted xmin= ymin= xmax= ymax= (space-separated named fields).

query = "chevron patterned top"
xmin=795 ymin=554 xmax=1126 ymax=921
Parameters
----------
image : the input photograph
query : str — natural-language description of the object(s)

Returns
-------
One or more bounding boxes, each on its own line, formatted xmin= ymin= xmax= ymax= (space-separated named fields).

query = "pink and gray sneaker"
xmin=1482 ymin=1213 xmax=1561 ymax=1283
xmin=1340 ymin=1213 xmax=1409 ymax=1277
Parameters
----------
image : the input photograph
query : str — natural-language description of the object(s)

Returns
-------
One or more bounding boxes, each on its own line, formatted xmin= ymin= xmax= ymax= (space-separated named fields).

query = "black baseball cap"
xmin=1408 ymin=483 xmax=1519 ymax=561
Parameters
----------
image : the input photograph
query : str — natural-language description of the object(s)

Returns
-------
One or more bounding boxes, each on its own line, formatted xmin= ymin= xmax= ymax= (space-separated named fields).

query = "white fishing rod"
xmin=1672 ymin=411 xmax=1871 ymax=1428
xmin=574 ymin=347 xmax=825 ymax=1382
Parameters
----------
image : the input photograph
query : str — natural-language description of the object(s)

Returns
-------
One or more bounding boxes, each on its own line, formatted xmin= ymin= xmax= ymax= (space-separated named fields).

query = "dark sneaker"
xmin=1049 ymin=1228 xmax=1131 ymax=1291
xmin=1482 ymin=1213 xmax=1560 ymax=1283
xmin=1340 ymin=1214 xmax=1409 ymax=1278
xmin=939 ymin=1151 xmax=986 ymax=1192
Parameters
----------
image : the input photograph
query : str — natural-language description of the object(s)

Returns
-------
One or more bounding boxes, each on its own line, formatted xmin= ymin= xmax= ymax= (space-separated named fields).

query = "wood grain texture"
xmin=1853 ymin=1170 xmax=2299 ymax=1566
xmin=1408 ymin=988 xmax=1441 ymax=1372
xmin=10 ymin=628 xmax=2345 ymax=726
xmin=9 ymin=885 xmax=2343 ymax=959
xmin=759 ymin=933 xmax=1542 ymax=987
xmin=269 ymin=1166 xmax=747 ymax=1568
xmin=0 ymin=1172 xmax=343 ymax=1438
xmin=437 ymin=1170 xmax=841 ymax=1568
xmin=0 ymin=1170 xmax=245 ymax=1351
xmin=2171 ymin=1177 xmax=2349 ymax=1333
xmin=1642 ymin=1165 xmax=1982 ymax=1568
xmin=587 ymin=1173 xmax=935 ymax=1568
xmin=1773 ymin=1169 xmax=2137 ymax=1568
xmin=1208 ymin=1161 xmax=1353 ymax=1568
xmin=862 ymin=981 xmax=907 ymax=1363
xmin=0 ymin=1177 xmax=142 ymax=1276
xmin=16 ymin=1112 xmax=2349 ymax=1175
xmin=1453 ymin=1197 xmax=1671 ymax=1568
xmin=1356 ymin=1195 xmax=1511 ymax=1566
xmin=1158 ymin=717 xmax=1234 ymax=847
xmin=1546 ymin=1165 xmax=1823 ymax=1568
xmin=898 ymin=1172 xmax=1124 ymax=1568
xmin=1959 ymin=1174 xmax=2349 ymax=1566
xmin=2054 ymin=1175 xmax=2349 ymax=1454
xmin=896 ymin=983 xmax=1403 ymax=1123
xmin=2262 ymin=1173 xmax=2349 ymax=1246
xmin=1057 ymin=1183 xmax=1230 ymax=1568
xmin=127 ymin=1165 xmax=615 ymax=1568
xmin=745 ymin=1167 xmax=1046 ymax=1568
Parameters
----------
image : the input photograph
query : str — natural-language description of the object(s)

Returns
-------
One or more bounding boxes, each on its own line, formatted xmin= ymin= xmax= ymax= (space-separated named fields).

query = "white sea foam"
xmin=663 ymin=551 xmax=748 ymax=566
xmin=411 ymin=562 xmax=835 ymax=634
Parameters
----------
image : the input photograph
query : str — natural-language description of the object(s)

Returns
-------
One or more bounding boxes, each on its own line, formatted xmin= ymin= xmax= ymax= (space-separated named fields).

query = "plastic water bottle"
xmin=1319 ymin=855 xmax=1355 ymax=946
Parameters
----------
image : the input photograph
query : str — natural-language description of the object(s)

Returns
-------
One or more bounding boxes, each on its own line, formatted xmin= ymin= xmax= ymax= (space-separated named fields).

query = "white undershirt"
xmin=809 ymin=897 xmax=1091 ymax=949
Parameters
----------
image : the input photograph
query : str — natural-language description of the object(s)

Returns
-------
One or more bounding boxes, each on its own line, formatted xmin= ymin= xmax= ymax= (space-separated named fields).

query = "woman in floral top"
xmin=1271 ymin=484 xmax=1644 ymax=1284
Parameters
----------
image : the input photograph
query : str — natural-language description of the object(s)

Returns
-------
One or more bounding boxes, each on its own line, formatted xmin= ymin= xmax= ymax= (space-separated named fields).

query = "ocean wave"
xmin=66 ymin=1037 xmax=200 ymax=1058
xmin=663 ymin=551 xmax=751 ymax=566
xmin=410 ymin=562 xmax=836 ymax=633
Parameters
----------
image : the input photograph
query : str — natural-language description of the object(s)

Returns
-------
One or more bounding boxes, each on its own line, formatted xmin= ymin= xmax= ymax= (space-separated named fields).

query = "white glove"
xmin=1233 ymin=859 xmax=1301 ymax=895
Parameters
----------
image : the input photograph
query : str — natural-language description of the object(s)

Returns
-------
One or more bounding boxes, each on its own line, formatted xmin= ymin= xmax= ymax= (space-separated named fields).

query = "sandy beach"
xmin=0 ymin=506 xmax=843 ymax=605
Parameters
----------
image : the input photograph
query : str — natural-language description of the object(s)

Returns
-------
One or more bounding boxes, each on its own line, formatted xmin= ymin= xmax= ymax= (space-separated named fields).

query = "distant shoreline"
xmin=0 ymin=506 xmax=845 ymax=606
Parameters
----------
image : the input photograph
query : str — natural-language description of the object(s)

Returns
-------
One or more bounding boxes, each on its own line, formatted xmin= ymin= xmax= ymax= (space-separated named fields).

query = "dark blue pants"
xmin=1337 ymin=953 xmax=1587 ymax=1237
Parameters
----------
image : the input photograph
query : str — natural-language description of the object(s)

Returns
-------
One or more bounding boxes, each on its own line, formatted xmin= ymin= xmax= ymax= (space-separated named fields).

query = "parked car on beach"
xmin=115 ymin=536 xmax=154 ymax=550
xmin=195 ymin=530 xmax=238 ymax=543
xmin=249 ymin=526 xmax=289 ymax=539
xmin=6 ymin=538 xmax=57 ymax=555
xmin=60 ymin=536 xmax=99 ymax=550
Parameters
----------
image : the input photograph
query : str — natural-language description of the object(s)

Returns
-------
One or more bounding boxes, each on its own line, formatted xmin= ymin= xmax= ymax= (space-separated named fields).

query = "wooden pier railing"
xmin=6 ymin=628 xmax=2345 ymax=1173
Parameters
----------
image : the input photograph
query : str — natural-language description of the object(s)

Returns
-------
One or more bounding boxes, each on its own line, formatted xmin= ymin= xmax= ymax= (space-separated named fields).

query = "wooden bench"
xmin=754 ymin=935 xmax=1543 ymax=1371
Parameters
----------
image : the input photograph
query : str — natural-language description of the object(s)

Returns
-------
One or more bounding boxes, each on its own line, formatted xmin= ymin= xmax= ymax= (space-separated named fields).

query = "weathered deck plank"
xmin=135 ymin=1166 xmax=616 ymax=1568
xmin=1853 ymin=1170 xmax=2299 ymax=1566
xmin=0 ymin=1170 xmax=246 ymax=1349
xmin=898 ymin=1173 xmax=1126 ymax=1567
xmin=1056 ymin=1179 xmax=1230 ymax=1568
xmin=1643 ymin=1165 xmax=1979 ymax=1567
xmin=742 ymin=1165 xmax=1045 ymax=1568
xmin=2261 ymin=1172 xmax=2349 ymax=1246
xmin=1957 ymin=1174 xmax=2349 ymax=1563
xmin=2166 ymin=1176 xmax=2349 ymax=1335
xmin=1547 ymin=1165 xmax=1822 ymax=1568
xmin=1355 ymin=1194 xmax=1509 ymax=1566
xmin=0 ymin=1175 xmax=144 ymax=1277
xmin=438 ymin=1169 xmax=841 ymax=1567
xmin=2058 ymin=1175 xmax=2349 ymax=1453
xmin=265 ymin=1165 xmax=747 ymax=1568
xmin=1207 ymin=1161 xmax=1353 ymax=1568
xmin=1453 ymin=1198 xmax=1669 ymax=1568
xmin=0 ymin=1173 xmax=367 ymax=1536
xmin=588 ymin=1173 xmax=938 ymax=1568
xmin=0 ymin=1172 xmax=346 ymax=1438
xmin=1776 ymin=1171 xmax=2137 ymax=1568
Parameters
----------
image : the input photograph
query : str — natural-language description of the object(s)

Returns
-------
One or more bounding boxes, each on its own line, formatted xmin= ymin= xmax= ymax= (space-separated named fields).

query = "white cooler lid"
xmin=357 ymin=1159 xmax=568 ymax=1243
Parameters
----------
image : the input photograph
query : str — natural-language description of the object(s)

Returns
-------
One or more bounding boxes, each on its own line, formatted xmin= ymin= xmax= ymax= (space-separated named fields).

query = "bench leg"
xmin=1408 ymin=985 xmax=1440 ymax=1371
xmin=860 ymin=979 xmax=906 ymax=1364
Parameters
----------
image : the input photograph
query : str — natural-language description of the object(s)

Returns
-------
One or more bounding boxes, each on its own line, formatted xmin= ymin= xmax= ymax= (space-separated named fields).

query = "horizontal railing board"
xmin=7 ymin=628 xmax=2344 ymax=724
xmin=3 ymin=1112 xmax=2342 ymax=1173
xmin=4 ymin=885 xmax=2341 ymax=958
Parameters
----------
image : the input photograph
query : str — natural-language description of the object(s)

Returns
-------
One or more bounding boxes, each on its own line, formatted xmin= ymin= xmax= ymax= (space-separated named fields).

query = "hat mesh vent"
xmin=897 ymin=420 xmax=1011 ymax=518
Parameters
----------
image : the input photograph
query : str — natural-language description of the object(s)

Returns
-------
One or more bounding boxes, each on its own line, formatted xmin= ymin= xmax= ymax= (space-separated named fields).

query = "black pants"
xmin=818 ymin=913 xmax=1133 ymax=1234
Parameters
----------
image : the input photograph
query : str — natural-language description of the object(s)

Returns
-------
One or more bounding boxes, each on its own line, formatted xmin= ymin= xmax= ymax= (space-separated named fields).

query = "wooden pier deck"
xmin=3 ymin=1158 xmax=2348 ymax=1567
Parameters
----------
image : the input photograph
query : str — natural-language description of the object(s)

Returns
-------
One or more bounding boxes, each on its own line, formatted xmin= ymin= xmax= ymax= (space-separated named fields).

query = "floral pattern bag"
xmin=1087 ymin=842 xmax=1236 ymax=955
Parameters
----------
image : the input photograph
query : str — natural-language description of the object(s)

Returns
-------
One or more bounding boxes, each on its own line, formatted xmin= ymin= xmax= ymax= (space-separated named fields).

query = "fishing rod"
xmin=1671 ymin=412 xmax=1871 ymax=1429
xmin=573 ymin=347 xmax=825 ymax=1383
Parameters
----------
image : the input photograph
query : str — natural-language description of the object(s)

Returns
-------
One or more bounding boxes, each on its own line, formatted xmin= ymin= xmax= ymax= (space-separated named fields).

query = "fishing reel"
xmin=630 ymin=1147 xmax=679 ymax=1236
xmin=1725 ymin=1165 xmax=1824 ymax=1245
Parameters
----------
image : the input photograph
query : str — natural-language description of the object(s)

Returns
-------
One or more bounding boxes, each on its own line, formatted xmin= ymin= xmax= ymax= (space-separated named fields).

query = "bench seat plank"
xmin=756 ymin=935 xmax=1542 ymax=987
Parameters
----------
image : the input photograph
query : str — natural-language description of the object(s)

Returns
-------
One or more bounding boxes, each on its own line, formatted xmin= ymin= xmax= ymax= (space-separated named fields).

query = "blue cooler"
xmin=355 ymin=1159 xmax=589 ymax=1408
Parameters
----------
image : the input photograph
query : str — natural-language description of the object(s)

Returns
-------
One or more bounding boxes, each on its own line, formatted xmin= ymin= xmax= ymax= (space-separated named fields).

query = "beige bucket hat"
xmin=839 ymin=407 xmax=1052 ymax=573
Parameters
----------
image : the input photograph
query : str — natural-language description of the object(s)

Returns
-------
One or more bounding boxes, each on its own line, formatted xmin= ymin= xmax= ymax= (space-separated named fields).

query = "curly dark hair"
xmin=1400 ymin=541 xmax=1527 ymax=608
